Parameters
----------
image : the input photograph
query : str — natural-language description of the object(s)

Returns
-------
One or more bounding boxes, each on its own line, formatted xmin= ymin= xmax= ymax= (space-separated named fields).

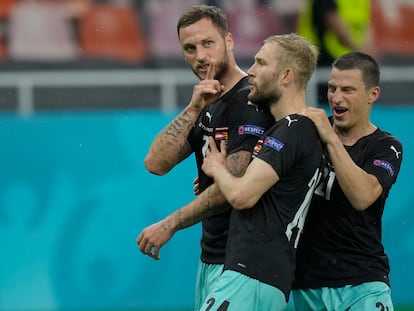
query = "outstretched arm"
xmin=137 ymin=148 xmax=251 ymax=260
xmin=144 ymin=62 xmax=223 ymax=175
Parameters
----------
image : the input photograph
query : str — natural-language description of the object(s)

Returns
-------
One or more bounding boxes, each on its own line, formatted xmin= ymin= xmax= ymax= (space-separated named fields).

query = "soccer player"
xmin=292 ymin=52 xmax=403 ymax=310
xmin=136 ymin=5 xmax=274 ymax=309
xmin=199 ymin=33 xmax=324 ymax=311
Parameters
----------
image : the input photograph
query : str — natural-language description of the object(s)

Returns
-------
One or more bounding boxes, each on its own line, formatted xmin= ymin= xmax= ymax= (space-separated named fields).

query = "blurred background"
xmin=0 ymin=0 xmax=413 ymax=310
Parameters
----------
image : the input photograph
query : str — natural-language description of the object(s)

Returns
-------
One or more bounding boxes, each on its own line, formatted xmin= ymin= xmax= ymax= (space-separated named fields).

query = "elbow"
xmin=144 ymin=156 xmax=170 ymax=176
xmin=352 ymin=202 xmax=370 ymax=212
xmin=351 ymin=197 xmax=377 ymax=212
xmin=351 ymin=186 xmax=382 ymax=212
xmin=227 ymin=191 xmax=256 ymax=210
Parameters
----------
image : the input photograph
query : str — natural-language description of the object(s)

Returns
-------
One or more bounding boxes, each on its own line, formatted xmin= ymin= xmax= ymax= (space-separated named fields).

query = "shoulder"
xmin=376 ymin=129 xmax=402 ymax=147
xmin=280 ymin=114 xmax=316 ymax=130
xmin=266 ymin=114 xmax=318 ymax=142
xmin=362 ymin=129 xmax=403 ymax=155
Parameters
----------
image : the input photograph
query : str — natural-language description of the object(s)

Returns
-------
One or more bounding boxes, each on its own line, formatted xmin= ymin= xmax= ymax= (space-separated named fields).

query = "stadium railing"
xmin=0 ymin=66 xmax=412 ymax=117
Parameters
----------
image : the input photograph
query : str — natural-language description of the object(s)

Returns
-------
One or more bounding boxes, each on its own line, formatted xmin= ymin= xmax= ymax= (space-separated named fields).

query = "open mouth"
xmin=333 ymin=106 xmax=348 ymax=116
xmin=198 ymin=64 xmax=209 ymax=74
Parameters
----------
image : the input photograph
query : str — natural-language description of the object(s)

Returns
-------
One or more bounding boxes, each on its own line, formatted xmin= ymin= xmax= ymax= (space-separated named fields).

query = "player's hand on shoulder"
xmin=300 ymin=107 xmax=334 ymax=143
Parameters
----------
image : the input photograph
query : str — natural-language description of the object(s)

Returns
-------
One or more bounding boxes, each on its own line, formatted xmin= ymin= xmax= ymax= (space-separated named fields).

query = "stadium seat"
xmin=225 ymin=4 xmax=283 ymax=59
xmin=145 ymin=0 xmax=201 ymax=61
xmin=0 ymin=36 xmax=6 ymax=60
xmin=0 ymin=0 xmax=17 ymax=19
xmin=78 ymin=4 xmax=149 ymax=63
xmin=370 ymin=1 xmax=414 ymax=57
xmin=8 ymin=1 xmax=79 ymax=61
xmin=394 ymin=4 xmax=414 ymax=55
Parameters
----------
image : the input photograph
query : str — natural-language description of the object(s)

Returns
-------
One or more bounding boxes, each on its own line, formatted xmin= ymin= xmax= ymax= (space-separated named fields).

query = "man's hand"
xmin=301 ymin=107 xmax=335 ymax=144
xmin=202 ymin=137 xmax=227 ymax=179
xmin=190 ymin=61 xmax=223 ymax=110
xmin=193 ymin=176 xmax=200 ymax=195
xmin=136 ymin=220 xmax=175 ymax=260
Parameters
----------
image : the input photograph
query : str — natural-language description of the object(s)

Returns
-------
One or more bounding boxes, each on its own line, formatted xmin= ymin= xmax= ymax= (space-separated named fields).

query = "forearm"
xmin=327 ymin=137 xmax=381 ymax=210
xmin=164 ymin=183 xmax=229 ymax=232
xmin=144 ymin=104 xmax=201 ymax=175
xmin=213 ymin=168 xmax=241 ymax=207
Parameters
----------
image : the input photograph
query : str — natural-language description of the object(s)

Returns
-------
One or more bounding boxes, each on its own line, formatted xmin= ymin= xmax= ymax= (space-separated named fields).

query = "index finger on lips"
xmin=206 ymin=60 xmax=215 ymax=81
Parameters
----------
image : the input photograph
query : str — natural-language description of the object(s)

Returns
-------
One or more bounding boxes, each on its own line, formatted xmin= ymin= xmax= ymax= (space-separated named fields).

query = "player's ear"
xmin=368 ymin=86 xmax=380 ymax=104
xmin=225 ymin=32 xmax=234 ymax=51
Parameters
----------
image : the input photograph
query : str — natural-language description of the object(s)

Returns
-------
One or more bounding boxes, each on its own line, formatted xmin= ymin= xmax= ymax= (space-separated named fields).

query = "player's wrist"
xmin=187 ymin=101 xmax=204 ymax=115
xmin=163 ymin=214 xmax=180 ymax=233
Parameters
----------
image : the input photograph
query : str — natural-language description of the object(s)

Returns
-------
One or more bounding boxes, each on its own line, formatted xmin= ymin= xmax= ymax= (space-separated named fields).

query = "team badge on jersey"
xmin=252 ymin=139 xmax=264 ymax=157
xmin=373 ymin=159 xmax=395 ymax=177
xmin=263 ymin=136 xmax=285 ymax=152
xmin=215 ymin=127 xmax=228 ymax=141
xmin=238 ymin=125 xmax=265 ymax=137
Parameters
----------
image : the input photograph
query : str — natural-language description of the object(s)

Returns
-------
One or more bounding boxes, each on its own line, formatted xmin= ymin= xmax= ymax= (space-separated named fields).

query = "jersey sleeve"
xmin=363 ymin=134 xmax=403 ymax=192
xmin=225 ymin=87 xmax=275 ymax=156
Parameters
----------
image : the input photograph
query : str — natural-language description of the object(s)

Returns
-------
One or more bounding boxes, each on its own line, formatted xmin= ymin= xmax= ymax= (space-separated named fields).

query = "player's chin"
xmin=247 ymin=91 xmax=256 ymax=101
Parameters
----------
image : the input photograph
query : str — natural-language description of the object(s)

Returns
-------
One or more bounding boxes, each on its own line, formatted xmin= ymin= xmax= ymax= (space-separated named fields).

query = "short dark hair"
xmin=177 ymin=5 xmax=228 ymax=37
xmin=332 ymin=52 xmax=380 ymax=88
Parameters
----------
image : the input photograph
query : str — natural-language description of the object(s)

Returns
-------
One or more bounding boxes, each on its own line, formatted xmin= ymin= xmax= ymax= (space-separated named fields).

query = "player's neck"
xmin=220 ymin=65 xmax=247 ymax=94
xmin=334 ymin=122 xmax=377 ymax=146
xmin=270 ymin=89 xmax=307 ymax=121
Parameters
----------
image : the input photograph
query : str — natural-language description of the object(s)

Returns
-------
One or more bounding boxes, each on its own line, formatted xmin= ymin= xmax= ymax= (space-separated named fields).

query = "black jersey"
xmin=223 ymin=114 xmax=324 ymax=301
xmin=188 ymin=76 xmax=275 ymax=264
xmin=293 ymin=124 xmax=403 ymax=289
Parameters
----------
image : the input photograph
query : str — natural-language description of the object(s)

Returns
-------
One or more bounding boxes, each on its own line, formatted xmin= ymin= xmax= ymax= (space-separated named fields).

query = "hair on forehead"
xmin=332 ymin=52 xmax=380 ymax=87
xmin=177 ymin=5 xmax=228 ymax=37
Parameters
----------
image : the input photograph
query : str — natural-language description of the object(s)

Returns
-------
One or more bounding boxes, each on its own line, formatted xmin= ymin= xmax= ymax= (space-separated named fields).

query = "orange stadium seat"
xmin=0 ymin=37 xmax=6 ymax=60
xmin=394 ymin=4 xmax=414 ymax=55
xmin=0 ymin=0 xmax=17 ymax=60
xmin=78 ymin=4 xmax=148 ymax=63
xmin=0 ymin=0 xmax=17 ymax=19
xmin=370 ymin=1 xmax=414 ymax=56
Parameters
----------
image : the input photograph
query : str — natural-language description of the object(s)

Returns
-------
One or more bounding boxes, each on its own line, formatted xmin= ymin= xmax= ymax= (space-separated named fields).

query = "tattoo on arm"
xmin=151 ymin=110 xmax=196 ymax=166
xmin=165 ymin=111 xmax=195 ymax=140
xmin=171 ymin=151 xmax=253 ymax=230
xmin=227 ymin=150 xmax=252 ymax=177
xmin=172 ymin=182 xmax=227 ymax=230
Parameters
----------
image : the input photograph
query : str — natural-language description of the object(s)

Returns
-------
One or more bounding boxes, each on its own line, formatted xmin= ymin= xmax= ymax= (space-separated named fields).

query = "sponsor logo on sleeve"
xmin=373 ymin=159 xmax=395 ymax=177
xmin=263 ymin=136 xmax=285 ymax=152
xmin=238 ymin=125 xmax=265 ymax=137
